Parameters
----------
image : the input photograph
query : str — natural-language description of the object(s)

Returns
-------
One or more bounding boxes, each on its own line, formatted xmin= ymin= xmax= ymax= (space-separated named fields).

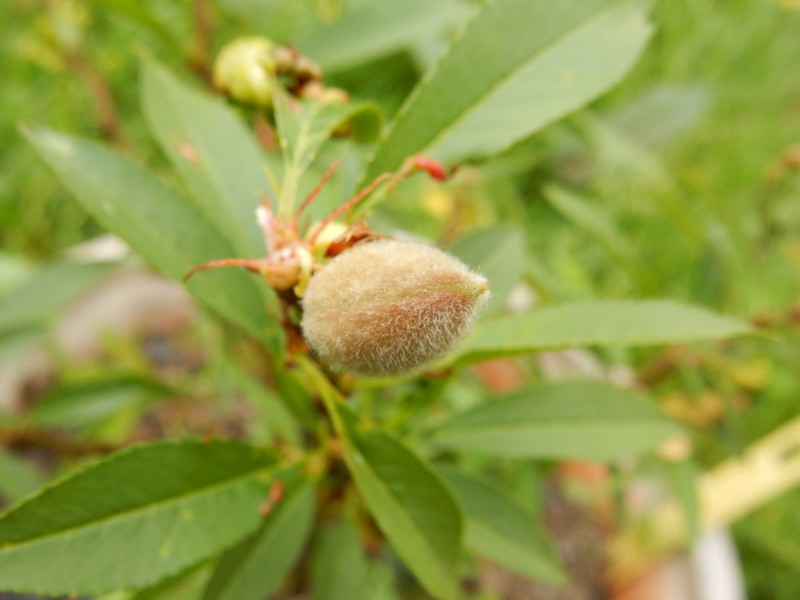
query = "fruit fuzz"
xmin=301 ymin=239 xmax=490 ymax=377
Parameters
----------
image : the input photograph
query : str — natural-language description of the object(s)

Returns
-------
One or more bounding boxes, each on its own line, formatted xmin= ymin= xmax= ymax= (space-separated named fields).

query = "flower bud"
xmin=213 ymin=37 xmax=277 ymax=107
xmin=301 ymin=239 xmax=490 ymax=377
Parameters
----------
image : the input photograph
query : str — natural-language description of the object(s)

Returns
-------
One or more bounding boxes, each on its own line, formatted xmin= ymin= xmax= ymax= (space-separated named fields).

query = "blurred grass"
xmin=519 ymin=0 xmax=800 ymax=314
xmin=617 ymin=4 xmax=800 ymax=596
xmin=0 ymin=0 xmax=192 ymax=257
xmin=638 ymin=1 xmax=800 ymax=314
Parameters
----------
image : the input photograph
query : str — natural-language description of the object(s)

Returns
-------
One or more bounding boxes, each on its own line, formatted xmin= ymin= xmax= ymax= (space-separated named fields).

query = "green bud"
xmin=213 ymin=37 xmax=277 ymax=107
xmin=301 ymin=239 xmax=490 ymax=377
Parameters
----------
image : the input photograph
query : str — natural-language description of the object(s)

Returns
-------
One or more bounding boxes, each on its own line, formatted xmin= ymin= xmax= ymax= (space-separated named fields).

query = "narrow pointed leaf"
xmin=0 ymin=326 xmax=43 ymax=369
xmin=274 ymin=91 xmax=382 ymax=174
xmin=436 ymin=466 xmax=565 ymax=585
xmin=544 ymin=186 xmax=654 ymax=290
xmin=297 ymin=0 xmax=474 ymax=72
xmin=365 ymin=0 xmax=652 ymax=178
xmin=272 ymin=89 xmax=381 ymax=216
xmin=23 ymin=127 xmax=284 ymax=353
xmin=223 ymin=360 xmax=300 ymax=446
xmin=0 ymin=449 xmax=44 ymax=504
xmin=0 ymin=260 xmax=109 ymax=369
xmin=311 ymin=516 xmax=370 ymax=600
xmin=338 ymin=405 xmax=462 ymax=600
xmin=91 ymin=0 xmax=181 ymax=54
xmin=664 ymin=459 xmax=700 ymax=541
xmin=0 ymin=261 xmax=112 ymax=333
xmin=129 ymin=563 xmax=212 ymax=600
xmin=0 ymin=440 xmax=279 ymax=595
xmin=454 ymin=300 xmax=751 ymax=364
xmin=203 ymin=472 xmax=315 ymax=600
xmin=432 ymin=380 xmax=682 ymax=461
xmin=28 ymin=376 xmax=174 ymax=431
xmin=140 ymin=60 xmax=276 ymax=258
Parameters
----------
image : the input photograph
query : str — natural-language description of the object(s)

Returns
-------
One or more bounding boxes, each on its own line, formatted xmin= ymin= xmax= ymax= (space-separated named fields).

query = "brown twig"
xmin=1 ymin=427 xmax=119 ymax=460
xmin=190 ymin=0 xmax=214 ymax=84
xmin=63 ymin=50 xmax=125 ymax=147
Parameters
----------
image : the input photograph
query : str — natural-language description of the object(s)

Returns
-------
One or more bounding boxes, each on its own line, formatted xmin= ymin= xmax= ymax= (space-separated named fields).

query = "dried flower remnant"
xmin=183 ymin=156 xmax=451 ymax=298
xmin=301 ymin=239 xmax=490 ymax=377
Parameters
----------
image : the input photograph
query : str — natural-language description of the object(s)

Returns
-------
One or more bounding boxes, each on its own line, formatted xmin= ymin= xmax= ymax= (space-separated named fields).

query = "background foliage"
xmin=1 ymin=0 xmax=800 ymax=599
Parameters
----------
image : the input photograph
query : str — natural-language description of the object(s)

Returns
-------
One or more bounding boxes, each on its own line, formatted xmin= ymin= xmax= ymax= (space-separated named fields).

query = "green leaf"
xmin=28 ymin=376 xmax=174 ymax=433
xmin=0 ymin=440 xmax=279 ymax=595
xmin=273 ymin=90 xmax=382 ymax=215
xmin=0 ymin=449 xmax=45 ymax=505
xmin=432 ymin=380 xmax=682 ymax=461
xmin=0 ymin=261 xmax=112 ymax=369
xmin=0 ymin=261 xmax=112 ymax=334
xmin=338 ymin=405 xmax=462 ymax=600
xmin=0 ymin=251 xmax=36 ymax=299
xmin=275 ymin=94 xmax=382 ymax=167
xmin=607 ymin=84 xmax=711 ymax=150
xmin=664 ymin=458 xmax=700 ymax=541
xmin=454 ymin=300 xmax=751 ymax=364
xmin=448 ymin=226 xmax=526 ymax=314
xmin=140 ymin=60 xmax=276 ymax=258
xmin=297 ymin=0 xmax=474 ymax=72
xmin=91 ymin=0 xmax=181 ymax=54
xmin=203 ymin=471 xmax=315 ymax=600
xmin=222 ymin=360 xmax=300 ymax=446
xmin=130 ymin=563 xmax=212 ymax=600
xmin=365 ymin=0 xmax=652 ymax=178
xmin=544 ymin=186 xmax=656 ymax=292
xmin=216 ymin=0 xmax=316 ymax=41
xmin=311 ymin=516 xmax=370 ymax=600
xmin=0 ymin=326 xmax=45 ymax=369
xmin=274 ymin=367 xmax=321 ymax=428
xmin=23 ymin=127 xmax=285 ymax=354
xmin=436 ymin=466 xmax=565 ymax=585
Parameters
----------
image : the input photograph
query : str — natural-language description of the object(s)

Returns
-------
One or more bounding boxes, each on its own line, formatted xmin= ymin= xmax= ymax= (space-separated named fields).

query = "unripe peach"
xmin=301 ymin=239 xmax=490 ymax=377
xmin=213 ymin=37 xmax=277 ymax=107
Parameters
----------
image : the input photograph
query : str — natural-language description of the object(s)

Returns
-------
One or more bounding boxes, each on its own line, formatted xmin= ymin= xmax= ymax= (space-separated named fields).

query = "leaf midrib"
xmin=424 ymin=3 xmax=633 ymax=155
xmin=215 ymin=482 xmax=310 ymax=599
xmin=41 ymin=133 xmax=270 ymax=334
xmin=345 ymin=439 xmax=456 ymax=597
xmin=438 ymin=416 xmax=674 ymax=436
xmin=465 ymin=327 xmax=746 ymax=347
xmin=36 ymin=133 xmax=214 ymax=278
xmin=146 ymin=69 xmax=260 ymax=258
xmin=468 ymin=519 xmax=550 ymax=564
xmin=28 ymin=129 xmax=279 ymax=343
xmin=377 ymin=1 xmax=632 ymax=166
xmin=1 ymin=465 xmax=272 ymax=551
xmin=464 ymin=311 xmax=749 ymax=349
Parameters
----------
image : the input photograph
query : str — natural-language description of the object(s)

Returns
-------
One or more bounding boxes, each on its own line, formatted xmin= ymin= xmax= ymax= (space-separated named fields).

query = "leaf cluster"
xmin=0 ymin=1 xmax=764 ymax=599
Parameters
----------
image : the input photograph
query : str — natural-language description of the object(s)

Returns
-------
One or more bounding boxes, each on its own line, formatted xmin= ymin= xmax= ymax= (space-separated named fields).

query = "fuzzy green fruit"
xmin=213 ymin=37 xmax=277 ymax=107
xmin=301 ymin=239 xmax=490 ymax=377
